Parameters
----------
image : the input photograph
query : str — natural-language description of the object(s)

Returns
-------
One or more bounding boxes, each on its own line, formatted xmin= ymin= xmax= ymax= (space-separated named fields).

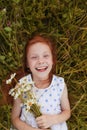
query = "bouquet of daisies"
xmin=6 ymin=73 xmax=41 ymax=117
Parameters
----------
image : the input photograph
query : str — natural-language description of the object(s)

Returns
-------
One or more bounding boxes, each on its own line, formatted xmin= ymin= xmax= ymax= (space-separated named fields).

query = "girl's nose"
xmin=38 ymin=57 xmax=44 ymax=64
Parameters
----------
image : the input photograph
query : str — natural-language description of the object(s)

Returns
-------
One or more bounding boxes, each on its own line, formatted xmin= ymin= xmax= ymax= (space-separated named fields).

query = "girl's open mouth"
xmin=35 ymin=66 xmax=48 ymax=72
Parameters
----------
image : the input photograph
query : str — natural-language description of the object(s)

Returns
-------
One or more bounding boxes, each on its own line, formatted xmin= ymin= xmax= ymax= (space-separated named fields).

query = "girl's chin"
xmin=34 ymin=73 xmax=49 ymax=80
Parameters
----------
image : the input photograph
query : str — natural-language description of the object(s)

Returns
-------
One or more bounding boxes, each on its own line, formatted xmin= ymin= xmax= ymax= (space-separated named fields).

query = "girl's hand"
xmin=36 ymin=114 xmax=53 ymax=129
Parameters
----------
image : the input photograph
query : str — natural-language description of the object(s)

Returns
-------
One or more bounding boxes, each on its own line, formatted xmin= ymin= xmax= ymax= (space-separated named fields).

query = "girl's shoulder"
xmin=53 ymin=74 xmax=65 ymax=84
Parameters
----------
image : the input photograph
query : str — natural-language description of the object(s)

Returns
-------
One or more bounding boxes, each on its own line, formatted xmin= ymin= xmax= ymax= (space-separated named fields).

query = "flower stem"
xmin=30 ymin=104 xmax=42 ymax=118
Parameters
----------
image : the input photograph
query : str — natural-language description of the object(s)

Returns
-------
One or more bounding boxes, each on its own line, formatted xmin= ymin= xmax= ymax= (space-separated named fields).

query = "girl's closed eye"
xmin=31 ymin=56 xmax=38 ymax=59
xmin=44 ymin=54 xmax=49 ymax=58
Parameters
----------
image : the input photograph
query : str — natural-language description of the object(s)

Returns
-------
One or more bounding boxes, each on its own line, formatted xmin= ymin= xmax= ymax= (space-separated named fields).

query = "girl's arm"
xmin=11 ymin=98 xmax=46 ymax=130
xmin=53 ymin=84 xmax=71 ymax=124
xmin=36 ymin=85 xmax=71 ymax=129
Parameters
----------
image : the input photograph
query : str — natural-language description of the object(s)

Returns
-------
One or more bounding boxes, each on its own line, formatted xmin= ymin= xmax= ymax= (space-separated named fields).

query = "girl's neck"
xmin=34 ymin=79 xmax=50 ymax=89
xmin=32 ymin=75 xmax=52 ymax=89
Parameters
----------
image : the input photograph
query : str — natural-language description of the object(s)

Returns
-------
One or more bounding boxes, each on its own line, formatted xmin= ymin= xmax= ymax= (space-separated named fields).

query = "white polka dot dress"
xmin=20 ymin=74 xmax=68 ymax=130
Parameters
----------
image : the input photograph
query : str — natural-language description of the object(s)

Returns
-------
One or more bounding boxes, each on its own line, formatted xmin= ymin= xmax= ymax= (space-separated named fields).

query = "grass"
xmin=0 ymin=0 xmax=87 ymax=129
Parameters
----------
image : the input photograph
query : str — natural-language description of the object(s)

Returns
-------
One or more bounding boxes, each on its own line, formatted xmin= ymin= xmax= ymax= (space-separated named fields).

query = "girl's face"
xmin=27 ymin=42 xmax=53 ymax=80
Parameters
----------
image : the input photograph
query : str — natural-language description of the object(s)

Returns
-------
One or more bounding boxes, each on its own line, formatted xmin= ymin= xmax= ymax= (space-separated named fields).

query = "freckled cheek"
xmin=28 ymin=60 xmax=37 ymax=69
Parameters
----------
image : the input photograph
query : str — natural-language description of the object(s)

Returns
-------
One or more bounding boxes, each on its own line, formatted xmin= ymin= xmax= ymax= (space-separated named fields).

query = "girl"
xmin=11 ymin=34 xmax=71 ymax=130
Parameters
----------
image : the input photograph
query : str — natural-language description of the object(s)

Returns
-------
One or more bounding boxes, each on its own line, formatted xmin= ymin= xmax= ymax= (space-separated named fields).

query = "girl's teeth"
xmin=36 ymin=66 xmax=48 ymax=71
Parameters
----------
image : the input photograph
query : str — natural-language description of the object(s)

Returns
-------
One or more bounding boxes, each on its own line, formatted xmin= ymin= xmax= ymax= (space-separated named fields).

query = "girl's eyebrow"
xmin=43 ymin=51 xmax=51 ymax=54
xmin=43 ymin=52 xmax=51 ymax=54
xmin=29 ymin=54 xmax=38 ymax=57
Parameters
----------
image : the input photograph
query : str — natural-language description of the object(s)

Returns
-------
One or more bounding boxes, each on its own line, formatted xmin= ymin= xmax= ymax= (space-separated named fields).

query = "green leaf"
xmin=4 ymin=27 xmax=12 ymax=32
xmin=0 ymin=55 xmax=5 ymax=60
